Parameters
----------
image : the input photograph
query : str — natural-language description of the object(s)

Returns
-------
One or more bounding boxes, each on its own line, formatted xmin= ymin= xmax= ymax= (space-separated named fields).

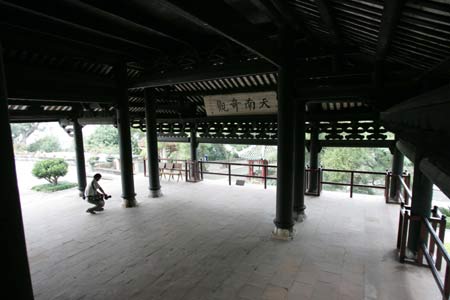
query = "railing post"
xmin=228 ymin=163 xmax=231 ymax=186
xmin=400 ymin=211 xmax=409 ymax=263
xmin=350 ymin=171 xmax=354 ymax=198
xmin=319 ymin=168 xmax=323 ymax=194
xmin=405 ymin=173 xmax=411 ymax=205
xmin=384 ymin=171 xmax=390 ymax=203
xmin=444 ymin=264 xmax=450 ymax=300
xmin=264 ymin=165 xmax=267 ymax=189
xmin=397 ymin=203 xmax=404 ymax=249
xmin=417 ymin=218 xmax=427 ymax=265
xmin=143 ymin=158 xmax=147 ymax=177
xmin=437 ymin=215 xmax=447 ymax=271
xmin=430 ymin=206 xmax=439 ymax=257
xmin=200 ymin=161 xmax=204 ymax=180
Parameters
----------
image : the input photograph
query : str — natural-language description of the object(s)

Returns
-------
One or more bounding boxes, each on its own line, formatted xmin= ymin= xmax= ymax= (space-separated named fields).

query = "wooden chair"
xmin=158 ymin=162 xmax=166 ymax=177
xmin=161 ymin=163 xmax=174 ymax=179
xmin=169 ymin=163 xmax=183 ymax=182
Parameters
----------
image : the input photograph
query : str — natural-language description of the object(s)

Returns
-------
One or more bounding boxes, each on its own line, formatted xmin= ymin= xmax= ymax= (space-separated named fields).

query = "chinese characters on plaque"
xmin=203 ymin=91 xmax=277 ymax=116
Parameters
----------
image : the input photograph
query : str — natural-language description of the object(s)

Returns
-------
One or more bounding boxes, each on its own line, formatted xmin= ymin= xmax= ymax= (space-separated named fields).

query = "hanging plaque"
xmin=203 ymin=91 xmax=277 ymax=116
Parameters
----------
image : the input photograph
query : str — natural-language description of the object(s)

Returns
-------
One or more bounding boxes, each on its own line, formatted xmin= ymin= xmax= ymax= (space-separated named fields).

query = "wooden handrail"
xmin=322 ymin=168 xmax=387 ymax=175
xmin=157 ymin=158 xmax=398 ymax=196
xmin=200 ymin=160 xmax=277 ymax=168
xmin=422 ymin=217 xmax=450 ymax=264
xmin=419 ymin=217 xmax=450 ymax=299
xmin=398 ymin=174 xmax=413 ymax=200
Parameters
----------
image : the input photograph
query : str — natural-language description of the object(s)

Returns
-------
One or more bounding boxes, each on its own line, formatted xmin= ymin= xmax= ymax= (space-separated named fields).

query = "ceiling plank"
xmin=158 ymin=0 xmax=279 ymax=67
xmin=0 ymin=1 xmax=161 ymax=61
xmin=376 ymin=0 xmax=405 ymax=61
xmin=314 ymin=0 xmax=341 ymax=46
xmin=10 ymin=0 xmax=191 ymax=51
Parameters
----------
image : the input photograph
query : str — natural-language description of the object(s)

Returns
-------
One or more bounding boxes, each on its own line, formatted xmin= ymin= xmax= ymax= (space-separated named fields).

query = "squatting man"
xmin=84 ymin=173 xmax=110 ymax=214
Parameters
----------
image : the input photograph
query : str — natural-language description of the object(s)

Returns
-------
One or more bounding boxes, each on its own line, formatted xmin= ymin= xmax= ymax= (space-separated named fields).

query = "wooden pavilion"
xmin=1 ymin=1 xmax=449 ymax=298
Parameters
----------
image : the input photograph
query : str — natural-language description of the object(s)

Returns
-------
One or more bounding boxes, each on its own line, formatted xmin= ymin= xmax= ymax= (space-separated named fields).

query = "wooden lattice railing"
xmin=396 ymin=175 xmax=450 ymax=300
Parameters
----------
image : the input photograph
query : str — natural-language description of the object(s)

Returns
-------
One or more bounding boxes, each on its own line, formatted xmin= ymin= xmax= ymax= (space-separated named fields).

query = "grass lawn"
xmin=32 ymin=181 xmax=78 ymax=192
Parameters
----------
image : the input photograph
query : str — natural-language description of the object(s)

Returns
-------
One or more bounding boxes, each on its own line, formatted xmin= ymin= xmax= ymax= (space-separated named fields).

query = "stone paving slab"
xmin=17 ymin=162 xmax=441 ymax=300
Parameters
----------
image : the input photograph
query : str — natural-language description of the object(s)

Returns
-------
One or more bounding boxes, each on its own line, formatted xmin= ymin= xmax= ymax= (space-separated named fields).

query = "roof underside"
xmin=2 ymin=0 xmax=449 ymax=123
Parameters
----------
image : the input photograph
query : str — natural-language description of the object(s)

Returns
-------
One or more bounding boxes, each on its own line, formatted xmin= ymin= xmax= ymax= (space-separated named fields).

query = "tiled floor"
xmin=19 ymin=167 xmax=440 ymax=300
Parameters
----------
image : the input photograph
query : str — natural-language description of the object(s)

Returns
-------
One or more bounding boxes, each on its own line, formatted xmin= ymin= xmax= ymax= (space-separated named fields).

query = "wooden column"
xmin=390 ymin=146 xmax=404 ymax=200
xmin=190 ymin=123 xmax=199 ymax=181
xmin=73 ymin=119 xmax=87 ymax=197
xmin=190 ymin=124 xmax=198 ymax=162
xmin=273 ymin=27 xmax=295 ymax=239
xmin=407 ymin=156 xmax=433 ymax=254
xmin=115 ymin=62 xmax=137 ymax=207
xmin=292 ymin=100 xmax=306 ymax=221
xmin=308 ymin=122 xmax=320 ymax=193
xmin=0 ymin=42 xmax=34 ymax=299
xmin=144 ymin=88 xmax=162 ymax=197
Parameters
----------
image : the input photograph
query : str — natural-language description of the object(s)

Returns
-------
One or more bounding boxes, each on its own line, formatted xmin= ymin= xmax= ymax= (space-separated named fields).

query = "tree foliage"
xmin=27 ymin=136 xmax=61 ymax=152
xmin=11 ymin=123 xmax=40 ymax=144
xmin=32 ymin=159 xmax=68 ymax=185
xmin=198 ymin=144 xmax=230 ymax=161
xmin=155 ymin=142 xmax=235 ymax=161
xmin=319 ymin=147 xmax=404 ymax=194
xmin=86 ymin=125 xmax=140 ymax=154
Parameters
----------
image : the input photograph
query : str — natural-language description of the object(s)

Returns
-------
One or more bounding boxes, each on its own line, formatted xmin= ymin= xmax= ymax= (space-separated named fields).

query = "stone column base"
xmin=293 ymin=211 xmax=307 ymax=222
xmin=122 ymin=198 xmax=138 ymax=208
xmin=272 ymin=227 xmax=295 ymax=240
xmin=149 ymin=189 xmax=162 ymax=198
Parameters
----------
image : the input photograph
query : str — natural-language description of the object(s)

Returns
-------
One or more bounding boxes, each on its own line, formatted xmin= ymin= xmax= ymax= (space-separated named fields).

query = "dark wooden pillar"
xmin=190 ymin=124 xmax=199 ymax=181
xmin=308 ymin=122 xmax=320 ymax=193
xmin=190 ymin=124 xmax=198 ymax=161
xmin=292 ymin=100 xmax=306 ymax=221
xmin=273 ymin=27 xmax=295 ymax=239
xmin=0 ymin=43 xmax=34 ymax=299
xmin=390 ymin=146 xmax=404 ymax=200
xmin=73 ymin=119 xmax=87 ymax=197
xmin=144 ymin=88 xmax=162 ymax=197
xmin=115 ymin=62 xmax=137 ymax=207
xmin=407 ymin=156 xmax=433 ymax=254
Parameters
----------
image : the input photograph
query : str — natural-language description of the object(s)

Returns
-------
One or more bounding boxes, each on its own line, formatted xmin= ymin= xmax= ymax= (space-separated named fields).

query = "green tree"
xmin=86 ymin=125 xmax=140 ymax=154
xmin=27 ymin=136 xmax=61 ymax=152
xmin=320 ymin=147 xmax=392 ymax=194
xmin=11 ymin=123 xmax=40 ymax=144
xmin=198 ymin=144 xmax=229 ymax=161
xmin=32 ymin=159 xmax=68 ymax=185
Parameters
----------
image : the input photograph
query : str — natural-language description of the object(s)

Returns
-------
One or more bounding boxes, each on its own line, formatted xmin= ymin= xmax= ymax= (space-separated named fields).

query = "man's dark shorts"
xmin=87 ymin=195 xmax=105 ymax=207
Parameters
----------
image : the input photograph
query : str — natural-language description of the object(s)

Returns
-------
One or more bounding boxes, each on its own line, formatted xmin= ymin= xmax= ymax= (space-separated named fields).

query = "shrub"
xmin=88 ymin=156 xmax=99 ymax=166
xmin=32 ymin=159 xmax=68 ymax=185
xmin=27 ymin=136 xmax=61 ymax=152
xmin=32 ymin=181 xmax=77 ymax=192
xmin=439 ymin=206 xmax=450 ymax=229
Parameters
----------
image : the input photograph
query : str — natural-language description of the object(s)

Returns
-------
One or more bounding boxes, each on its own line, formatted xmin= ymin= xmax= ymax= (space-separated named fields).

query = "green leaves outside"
xmin=32 ymin=158 xmax=68 ymax=185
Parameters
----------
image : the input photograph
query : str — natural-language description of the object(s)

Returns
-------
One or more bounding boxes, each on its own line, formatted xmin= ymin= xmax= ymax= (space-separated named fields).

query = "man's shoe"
xmin=86 ymin=209 xmax=96 ymax=214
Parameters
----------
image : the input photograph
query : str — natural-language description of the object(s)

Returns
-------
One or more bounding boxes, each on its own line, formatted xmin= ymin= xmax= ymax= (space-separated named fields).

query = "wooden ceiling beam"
xmin=314 ymin=0 xmax=341 ymax=46
xmin=10 ymin=0 xmax=191 ymax=52
xmin=268 ymin=0 xmax=303 ymax=32
xmin=376 ymin=0 xmax=405 ymax=61
xmin=1 ymin=25 xmax=120 ymax=65
xmin=158 ymin=0 xmax=279 ymax=67
xmin=0 ymin=1 xmax=161 ymax=61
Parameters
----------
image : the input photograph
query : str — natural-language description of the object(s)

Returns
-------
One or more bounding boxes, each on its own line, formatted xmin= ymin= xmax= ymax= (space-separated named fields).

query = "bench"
xmin=161 ymin=162 xmax=184 ymax=182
